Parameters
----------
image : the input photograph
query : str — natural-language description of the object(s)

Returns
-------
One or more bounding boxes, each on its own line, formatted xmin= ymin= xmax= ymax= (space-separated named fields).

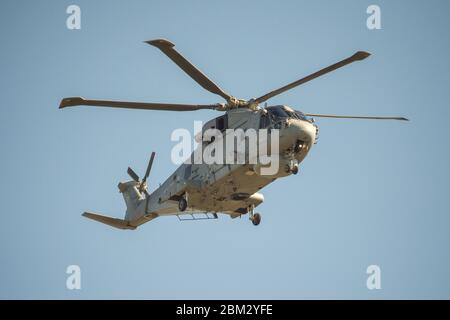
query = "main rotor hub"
xmin=224 ymin=97 xmax=259 ymax=111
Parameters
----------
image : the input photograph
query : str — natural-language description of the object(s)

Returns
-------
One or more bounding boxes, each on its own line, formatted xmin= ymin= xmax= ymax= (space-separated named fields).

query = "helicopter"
xmin=59 ymin=39 xmax=408 ymax=229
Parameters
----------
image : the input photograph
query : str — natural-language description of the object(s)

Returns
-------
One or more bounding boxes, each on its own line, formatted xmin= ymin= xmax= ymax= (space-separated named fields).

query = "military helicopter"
xmin=59 ymin=39 xmax=408 ymax=229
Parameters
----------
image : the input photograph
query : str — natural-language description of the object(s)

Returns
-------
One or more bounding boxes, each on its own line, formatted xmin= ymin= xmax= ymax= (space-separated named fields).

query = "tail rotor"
xmin=127 ymin=152 xmax=156 ymax=196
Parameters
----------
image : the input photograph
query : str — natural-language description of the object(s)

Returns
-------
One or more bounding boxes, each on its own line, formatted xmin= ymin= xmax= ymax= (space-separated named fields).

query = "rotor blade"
xmin=255 ymin=51 xmax=371 ymax=104
xmin=304 ymin=113 xmax=409 ymax=121
xmin=142 ymin=152 xmax=155 ymax=184
xmin=146 ymin=39 xmax=232 ymax=101
xmin=59 ymin=97 xmax=220 ymax=111
xmin=127 ymin=167 xmax=140 ymax=182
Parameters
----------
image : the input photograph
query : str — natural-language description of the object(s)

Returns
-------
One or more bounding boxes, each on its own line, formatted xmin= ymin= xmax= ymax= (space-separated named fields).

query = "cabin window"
xmin=184 ymin=165 xmax=192 ymax=179
xmin=260 ymin=113 xmax=270 ymax=128
xmin=216 ymin=115 xmax=227 ymax=131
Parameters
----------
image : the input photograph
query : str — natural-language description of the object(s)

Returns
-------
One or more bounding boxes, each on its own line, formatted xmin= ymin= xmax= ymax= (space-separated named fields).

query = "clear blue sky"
xmin=1 ymin=0 xmax=449 ymax=299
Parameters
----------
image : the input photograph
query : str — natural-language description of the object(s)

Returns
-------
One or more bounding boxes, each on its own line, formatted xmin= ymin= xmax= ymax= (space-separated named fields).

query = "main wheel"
xmin=252 ymin=213 xmax=261 ymax=226
xmin=291 ymin=165 xmax=299 ymax=175
xmin=178 ymin=198 xmax=187 ymax=211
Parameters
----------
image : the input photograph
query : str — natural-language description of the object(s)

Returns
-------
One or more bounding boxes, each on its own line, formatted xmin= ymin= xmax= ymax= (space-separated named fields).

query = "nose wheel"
xmin=285 ymin=162 xmax=299 ymax=175
xmin=248 ymin=205 xmax=261 ymax=226
xmin=251 ymin=213 xmax=261 ymax=226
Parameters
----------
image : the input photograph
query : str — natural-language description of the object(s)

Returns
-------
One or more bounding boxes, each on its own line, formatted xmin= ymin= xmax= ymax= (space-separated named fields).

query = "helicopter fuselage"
xmin=131 ymin=105 xmax=317 ymax=224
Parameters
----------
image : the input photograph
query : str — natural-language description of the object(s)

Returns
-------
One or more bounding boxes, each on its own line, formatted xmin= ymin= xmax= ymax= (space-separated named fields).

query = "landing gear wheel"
xmin=248 ymin=204 xmax=261 ymax=226
xmin=291 ymin=165 xmax=299 ymax=175
xmin=251 ymin=213 xmax=261 ymax=226
xmin=178 ymin=198 xmax=187 ymax=211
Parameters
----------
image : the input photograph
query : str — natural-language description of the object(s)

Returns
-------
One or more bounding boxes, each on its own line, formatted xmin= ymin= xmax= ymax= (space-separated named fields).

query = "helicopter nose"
xmin=278 ymin=119 xmax=316 ymax=152
xmin=291 ymin=119 xmax=316 ymax=146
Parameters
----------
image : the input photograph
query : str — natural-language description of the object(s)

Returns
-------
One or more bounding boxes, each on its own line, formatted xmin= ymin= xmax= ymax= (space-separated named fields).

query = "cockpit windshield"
xmin=266 ymin=106 xmax=306 ymax=120
xmin=267 ymin=106 xmax=289 ymax=119
xmin=260 ymin=106 xmax=309 ymax=128
xmin=294 ymin=111 xmax=308 ymax=121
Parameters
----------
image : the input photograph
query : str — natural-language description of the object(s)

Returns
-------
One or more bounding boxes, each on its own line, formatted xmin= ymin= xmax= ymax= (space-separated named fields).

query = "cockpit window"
xmin=295 ymin=111 xmax=308 ymax=120
xmin=264 ymin=106 xmax=308 ymax=124
xmin=267 ymin=106 xmax=289 ymax=119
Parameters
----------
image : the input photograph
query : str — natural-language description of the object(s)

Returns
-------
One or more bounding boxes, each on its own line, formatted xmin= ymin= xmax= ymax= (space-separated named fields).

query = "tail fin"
xmin=82 ymin=153 xmax=156 ymax=229
xmin=118 ymin=181 xmax=145 ymax=221
xmin=82 ymin=212 xmax=136 ymax=230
